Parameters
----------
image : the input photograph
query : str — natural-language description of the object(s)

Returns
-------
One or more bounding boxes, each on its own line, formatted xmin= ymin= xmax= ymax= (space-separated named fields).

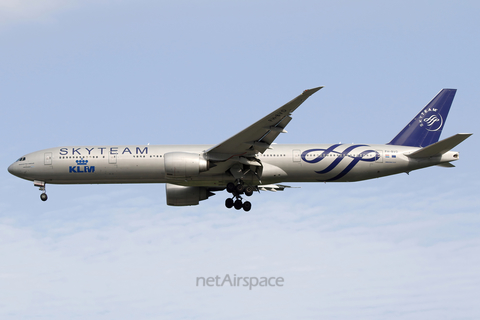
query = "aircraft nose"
xmin=8 ymin=162 xmax=20 ymax=177
xmin=8 ymin=163 xmax=15 ymax=174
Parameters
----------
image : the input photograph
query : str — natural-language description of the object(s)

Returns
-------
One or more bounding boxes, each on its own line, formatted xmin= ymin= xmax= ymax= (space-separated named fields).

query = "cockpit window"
xmin=16 ymin=157 xmax=26 ymax=162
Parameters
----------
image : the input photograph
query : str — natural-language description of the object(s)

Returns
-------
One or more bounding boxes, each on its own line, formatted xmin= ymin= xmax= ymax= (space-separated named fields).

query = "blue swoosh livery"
xmin=301 ymin=144 xmax=380 ymax=181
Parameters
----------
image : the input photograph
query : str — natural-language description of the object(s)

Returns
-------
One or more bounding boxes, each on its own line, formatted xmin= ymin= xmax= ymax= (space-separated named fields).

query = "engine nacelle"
xmin=165 ymin=183 xmax=213 ymax=206
xmin=164 ymin=152 xmax=209 ymax=179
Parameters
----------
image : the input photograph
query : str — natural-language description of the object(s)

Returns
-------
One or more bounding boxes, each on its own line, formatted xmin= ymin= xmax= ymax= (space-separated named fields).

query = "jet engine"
xmin=165 ymin=183 xmax=214 ymax=206
xmin=164 ymin=152 xmax=209 ymax=179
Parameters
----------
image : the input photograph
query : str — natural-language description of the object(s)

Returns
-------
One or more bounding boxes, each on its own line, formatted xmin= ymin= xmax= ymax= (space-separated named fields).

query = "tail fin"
xmin=388 ymin=89 xmax=456 ymax=147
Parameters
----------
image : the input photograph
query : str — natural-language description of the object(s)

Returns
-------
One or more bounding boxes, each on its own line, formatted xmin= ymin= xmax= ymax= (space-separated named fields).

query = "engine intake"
xmin=164 ymin=152 xmax=209 ymax=179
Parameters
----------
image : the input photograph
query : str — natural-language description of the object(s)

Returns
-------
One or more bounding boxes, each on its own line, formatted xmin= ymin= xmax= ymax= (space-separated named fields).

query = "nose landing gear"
xmin=34 ymin=180 xmax=48 ymax=202
xmin=225 ymin=181 xmax=253 ymax=211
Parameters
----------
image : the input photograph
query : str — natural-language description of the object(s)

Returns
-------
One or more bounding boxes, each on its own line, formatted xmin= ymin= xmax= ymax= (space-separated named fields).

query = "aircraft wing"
xmin=206 ymin=86 xmax=323 ymax=160
xmin=258 ymin=184 xmax=299 ymax=191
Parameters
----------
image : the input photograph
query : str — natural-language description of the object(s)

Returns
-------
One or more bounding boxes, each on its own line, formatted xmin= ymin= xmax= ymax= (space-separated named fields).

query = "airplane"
xmin=8 ymin=87 xmax=472 ymax=211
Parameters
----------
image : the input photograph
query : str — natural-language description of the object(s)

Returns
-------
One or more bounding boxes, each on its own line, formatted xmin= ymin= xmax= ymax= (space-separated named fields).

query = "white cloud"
xmin=0 ymin=0 xmax=71 ymax=23
xmin=1 ymin=184 xmax=479 ymax=319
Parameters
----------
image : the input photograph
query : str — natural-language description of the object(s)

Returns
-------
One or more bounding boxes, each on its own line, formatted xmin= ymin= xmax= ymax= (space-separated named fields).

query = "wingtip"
xmin=303 ymin=86 xmax=324 ymax=96
xmin=457 ymin=133 xmax=473 ymax=138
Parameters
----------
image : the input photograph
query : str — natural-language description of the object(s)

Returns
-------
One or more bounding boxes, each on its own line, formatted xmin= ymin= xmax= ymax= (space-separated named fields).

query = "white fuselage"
xmin=8 ymin=143 xmax=459 ymax=186
xmin=6 ymin=88 xmax=469 ymax=210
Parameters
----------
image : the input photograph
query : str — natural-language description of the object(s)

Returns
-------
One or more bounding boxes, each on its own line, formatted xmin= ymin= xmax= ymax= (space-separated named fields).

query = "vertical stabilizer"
xmin=388 ymin=89 xmax=456 ymax=147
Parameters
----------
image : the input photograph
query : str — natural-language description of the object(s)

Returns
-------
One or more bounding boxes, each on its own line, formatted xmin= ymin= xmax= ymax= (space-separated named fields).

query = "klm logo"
xmin=69 ymin=160 xmax=95 ymax=173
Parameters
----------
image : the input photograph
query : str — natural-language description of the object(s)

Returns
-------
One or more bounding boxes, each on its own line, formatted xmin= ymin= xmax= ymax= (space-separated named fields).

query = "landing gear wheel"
xmin=40 ymin=193 xmax=48 ymax=201
xmin=236 ymin=183 xmax=244 ymax=194
xmin=225 ymin=180 xmax=254 ymax=211
xmin=234 ymin=199 xmax=243 ymax=210
xmin=225 ymin=198 xmax=234 ymax=208
xmin=226 ymin=182 xmax=236 ymax=193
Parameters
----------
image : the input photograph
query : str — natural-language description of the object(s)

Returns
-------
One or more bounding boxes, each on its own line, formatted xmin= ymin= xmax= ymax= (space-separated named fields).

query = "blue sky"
xmin=1 ymin=1 xmax=479 ymax=319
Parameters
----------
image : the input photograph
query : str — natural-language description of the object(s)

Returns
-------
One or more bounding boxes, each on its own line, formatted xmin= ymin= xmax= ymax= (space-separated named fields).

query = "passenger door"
xmin=293 ymin=149 xmax=301 ymax=162
xmin=44 ymin=152 xmax=52 ymax=165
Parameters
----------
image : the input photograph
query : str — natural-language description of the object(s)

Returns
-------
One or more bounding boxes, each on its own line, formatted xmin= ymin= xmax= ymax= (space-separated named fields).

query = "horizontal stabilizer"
xmin=407 ymin=133 xmax=472 ymax=158
xmin=436 ymin=162 xmax=455 ymax=168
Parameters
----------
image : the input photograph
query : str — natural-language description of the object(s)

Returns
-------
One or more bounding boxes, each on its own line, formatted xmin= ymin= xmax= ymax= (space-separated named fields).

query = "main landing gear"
xmin=225 ymin=181 xmax=254 ymax=211
xmin=34 ymin=180 xmax=48 ymax=201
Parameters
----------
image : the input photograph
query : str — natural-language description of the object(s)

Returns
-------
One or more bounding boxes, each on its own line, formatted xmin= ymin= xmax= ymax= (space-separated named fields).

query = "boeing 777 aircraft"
xmin=8 ymin=87 xmax=472 ymax=211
